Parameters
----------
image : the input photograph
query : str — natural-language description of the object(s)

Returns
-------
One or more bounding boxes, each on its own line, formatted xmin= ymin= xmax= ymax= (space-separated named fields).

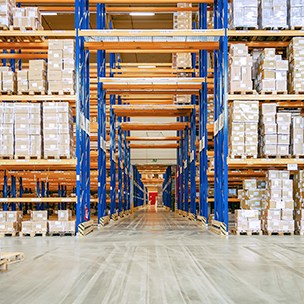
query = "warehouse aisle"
xmin=1 ymin=209 xmax=304 ymax=304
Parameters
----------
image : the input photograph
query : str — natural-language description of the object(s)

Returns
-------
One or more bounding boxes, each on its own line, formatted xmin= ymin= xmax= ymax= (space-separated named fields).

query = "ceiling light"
xmin=138 ymin=65 xmax=156 ymax=69
xmin=41 ymin=12 xmax=58 ymax=16
xmin=129 ymin=12 xmax=155 ymax=17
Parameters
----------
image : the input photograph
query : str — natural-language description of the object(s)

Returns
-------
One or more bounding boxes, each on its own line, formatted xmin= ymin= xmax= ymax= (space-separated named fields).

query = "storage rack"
xmin=0 ymin=0 xmax=230 ymax=233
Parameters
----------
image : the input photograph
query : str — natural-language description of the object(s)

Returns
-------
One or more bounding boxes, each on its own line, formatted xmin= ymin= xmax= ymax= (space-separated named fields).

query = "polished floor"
xmin=1 ymin=207 xmax=304 ymax=304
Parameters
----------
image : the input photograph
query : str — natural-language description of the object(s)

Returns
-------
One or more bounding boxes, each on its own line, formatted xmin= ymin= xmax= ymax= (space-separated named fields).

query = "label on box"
xmin=288 ymin=164 xmax=298 ymax=171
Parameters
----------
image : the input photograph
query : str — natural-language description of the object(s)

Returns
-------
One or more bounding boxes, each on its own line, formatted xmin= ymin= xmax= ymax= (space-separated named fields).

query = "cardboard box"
xmin=58 ymin=209 xmax=72 ymax=221
xmin=31 ymin=211 xmax=48 ymax=222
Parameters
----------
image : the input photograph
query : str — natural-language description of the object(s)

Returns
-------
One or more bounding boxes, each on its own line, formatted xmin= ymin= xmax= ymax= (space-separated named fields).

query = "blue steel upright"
xmin=213 ymin=0 xmax=229 ymax=230
xmin=199 ymin=3 xmax=209 ymax=222
xmin=75 ymin=0 xmax=91 ymax=231
xmin=97 ymin=3 xmax=107 ymax=224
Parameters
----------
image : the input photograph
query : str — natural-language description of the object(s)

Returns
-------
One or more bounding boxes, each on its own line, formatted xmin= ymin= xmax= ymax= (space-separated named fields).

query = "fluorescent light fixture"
xmin=41 ymin=12 xmax=58 ymax=16
xmin=129 ymin=12 xmax=155 ymax=16
xmin=138 ymin=65 xmax=156 ymax=69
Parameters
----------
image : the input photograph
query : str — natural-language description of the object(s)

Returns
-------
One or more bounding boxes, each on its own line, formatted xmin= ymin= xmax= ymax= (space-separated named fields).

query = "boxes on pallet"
xmin=174 ymin=95 xmax=191 ymax=105
xmin=229 ymin=0 xmax=258 ymax=29
xmin=259 ymin=0 xmax=288 ymax=29
xmin=235 ymin=209 xmax=261 ymax=232
xmin=288 ymin=37 xmax=304 ymax=93
xmin=291 ymin=116 xmax=304 ymax=156
xmin=288 ymin=0 xmax=304 ymax=29
xmin=14 ymin=103 xmax=41 ymax=158
xmin=32 ymin=221 xmax=48 ymax=233
xmin=2 ymin=70 xmax=16 ymax=92
xmin=0 ymin=0 xmax=15 ymax=27
xmin=29 ymin=60 xmax=46 ymax=93
xmin=229 ymin=100 xmax=259 ymax=157
xmin=48 ymin=220 xmax=75 ymax=234
xmin=294 ymin=171 xmax=304 ymax=209
xmin=47 ymin=39 xmax=75 ymax=94
xmin=17 ymin=70 xmax=29 ymax=93
xmin=21 ymin=221 xmax=32 ymax=234
xmin=172 ymin=3 xmax=192 ymax=69
xmin=12 ymin=7 xmax=42 ymax=30
xmin=256 ymin=49 xmax=288 ymax=93
xmin=229 ymin=44 xmax=253 ymax=93
xmin=43 ymin=102 xmax=74 ymax=158
xmin=239 ymin=179 xmax=266 ymax=210
xmin=0 ymin=103 xmax=14 ymax=158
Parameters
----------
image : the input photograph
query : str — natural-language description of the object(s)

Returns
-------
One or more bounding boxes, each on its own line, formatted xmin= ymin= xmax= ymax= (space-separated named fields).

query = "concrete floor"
xmin=1 ymin=207 xmax=304 ymax=304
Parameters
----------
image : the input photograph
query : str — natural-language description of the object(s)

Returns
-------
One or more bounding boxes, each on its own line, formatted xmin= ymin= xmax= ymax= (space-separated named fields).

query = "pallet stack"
xmin=14 ymin=103 xmax=41 ymax=159
xmin=256 ymin=48 xmax=288 ymax=94
xmin=294 ymin=171 xmax=304 ymax=234
xmin=229 ymin=44 xmax=254 ymax=94
xmin=259 ymin=0 xmax=288 ymax=29
xmin=289 ymin=0 xmax=304 ymax=29
xmin=12 ymin=7 xmax=43 ymax=30
xmin=48 ymin=40 xmax=75 ymax=95
xmin=260 ymin=104 xmax=292 ymax=157
xmin=48 ymin=210 xmax=75 ymax=235
xmin=22 ymin=211 xmax=48 ymax=237
xmin=229 ymin=0 xmax=258 ymax=29
xmin=288 ymin=37 xmax=304 ymax=93
xmin=29 ymin=60 xmax=47 ymax=94
xmin=262 ymin=170 xmax=294 ymax=235
xmin=0 ymin=0 xmax=15 ymax=28
xmin=0 ymin=103 xmax=14 ymax=158
xmin=43 ymin=102 xmax=74 ymax=159
xmin=235 ymin=209 xmax=261 ymax=235
xmin=229 ymin=100 xmax=259 ymax=158
xmin=1 ymin=67 xmax=15 ymax=93
xmin=0 ymin=211 xmax=22 ymax=237
xmin=292 ymin=116 xmax=304 ymax=156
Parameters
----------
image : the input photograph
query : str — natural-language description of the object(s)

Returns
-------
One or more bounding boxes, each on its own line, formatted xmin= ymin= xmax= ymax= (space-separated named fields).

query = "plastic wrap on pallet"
xmin=229 ymin=0 xmax=258 ymax=29
xmin=288 ymin=0 xmax=304 ymax=28
xmin=259 ymin=0 xmax=288 ymax=29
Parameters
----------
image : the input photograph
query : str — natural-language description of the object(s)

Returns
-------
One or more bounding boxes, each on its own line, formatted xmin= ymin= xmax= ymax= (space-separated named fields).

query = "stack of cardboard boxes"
xmin=229 ymin=100 xmax=259 ymax=157
xmin=14 ymin=104 xmax=41 ymax=159
xmin=288 ymin=37 xmax=304 ymax=93
xmin=229 ymin=0 xmax=258 ymax=29
xmin=292 ymin=116 xmax=304 ymax=156
xmin=173 ymin=3 xmax=192 ymax=69
xmin=259 ymin=0 xmax=288 ymax=29
xmin=174 ymin=95 xmax=191 ymax=105
xmin=48 ymin=210 xmax=75 ymax=235
xmin=48 ymin=39 xmax=75 ymax=94
xmin=29 ymin=60 xmax=47 ymax=94
xmin=235 ymin=209 xmax=261 ymax=234
xmin=288 ymin=0 xmax=304 ymax=29
xmin=294 ymin=171 xmax=304 ymax=234
xmin=256 ymin=48 xmax=288 ymax=93
xmin=238 ymin=179 xmax=266 ymax=210
xmin=262 ymin=170 xmax=294 ymax=234
xmin=43 ymin=102 xmax=74 ymax=159
xmin=0 ymin=0 xmax=15 ymax=27
xmin=0 ymin=67 xmax=15 ymax=93
xmin=260 ymin=104 xmax=291 ymax=157
xmin=229 ymin=44 xmax=253 ymax=93
xmin=17 ymin=70 xmax=29 ymax=94
xmin=0 ymin=103 xmax=14 ymax=158
xmin=0 ymin=211 xmax=22 ymax=236
xmin=22 ymin=211 xmax=48 ymax=237
xmin=12 ymin=7 xmax=43 ymax=30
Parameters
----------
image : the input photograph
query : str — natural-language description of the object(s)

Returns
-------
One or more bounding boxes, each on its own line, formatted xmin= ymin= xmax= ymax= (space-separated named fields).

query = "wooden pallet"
xmin=0 ymin=24 xmax=9 ymax=30
xmin=232 ymin=26 xmax=258 ymax=30
xmin=0 ymin=252 xmax=24 ymax=264
xmin=119 ymin=212 xmax=125 ymax=218
xmin=48 ymin=90 xmax=75 ymax=96
xmin=0 ymin=156 xmax=14 ymax=160
xmin=290 ymin=26 xmax=304 ymax=30
xmin=230 ymin=90 xmax=257 ymax=95
xmin=43 ymin=156 xmax=70 ymax=160
xmin=0 ymin=91 xmax=14 ymax=95
xmin=210 ymin=220 xmax=228 ymax=236
xmin=78 ymin=220 xmax=94 ymax=236
xmin=294 ymin=155 xmax=304 ymax=159
xmin=265 ymin=230 xmax=294 ymax=236
xmin=14 ymin=155 xmax=41 ymax=160
xmin=197 ymin=215 xmax=207 ymax=225
xmin=9 ymin=26 xmax=36 ymax=31
xmin=0 ymin=259 xmax=8 ymax=271
xmin=188 ymin=213 xmax=196 ymax=221
xmin=262 ymin=27 xmax=288 ymax=30
xmin=100 ymin=215 xmax=110 ymax=227
xmin=260 ymin=90 xmax=288 ymax=95
xmin=21 ymin=232 xmax=47 ymax=237
xmin=0 ymin=232 xmax=19 ymax=237
xmin=230 ymin=155 xmax=258 ymax=159
xmin=48 ymin=231 xmax=75 ymax=237
xmin=29 ymin=91 xmax=46 ymax=96
xmin=291 ymin=91 xmax=304 ymax=95
xmin=235 ymin=230 xmax=262 ymax=236
xmin=295 ymin=230 xmax=304 ymax=236
xmin=111 ymin=213 xmax=119 ymax=221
